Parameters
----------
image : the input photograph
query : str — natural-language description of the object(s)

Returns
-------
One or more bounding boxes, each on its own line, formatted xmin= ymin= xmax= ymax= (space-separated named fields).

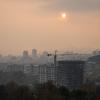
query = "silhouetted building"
xmin=23 ymin=50 xmax=29 ymax=58
xmin=32 ymin=49 xmax=38 ymax=64
xmin=57 ymin=60 xmax=85 ymax=89
xmin=32 ymin=49 xmax=37 ymax=58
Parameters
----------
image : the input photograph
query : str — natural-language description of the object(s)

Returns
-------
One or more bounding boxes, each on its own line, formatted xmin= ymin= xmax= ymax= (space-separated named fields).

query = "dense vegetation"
xmin=0 ymin=81 xmax=99 ymax=100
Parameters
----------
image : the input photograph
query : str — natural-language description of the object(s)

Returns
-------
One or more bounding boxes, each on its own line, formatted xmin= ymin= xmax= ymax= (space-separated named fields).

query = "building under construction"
xmin=57 ymin=60 xmax=85 ymax=89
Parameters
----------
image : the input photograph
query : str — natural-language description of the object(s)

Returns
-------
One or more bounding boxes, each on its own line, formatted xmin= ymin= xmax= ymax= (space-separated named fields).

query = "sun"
xmin=61 ymin=13 xmax=67 ymax=19
xmin=57 ymin=12 xmax=70 ymax=22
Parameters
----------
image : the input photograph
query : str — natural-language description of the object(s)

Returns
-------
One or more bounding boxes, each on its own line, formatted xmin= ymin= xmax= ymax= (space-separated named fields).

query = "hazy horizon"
xmin=0 ymin=0 xmax=100 ymax=55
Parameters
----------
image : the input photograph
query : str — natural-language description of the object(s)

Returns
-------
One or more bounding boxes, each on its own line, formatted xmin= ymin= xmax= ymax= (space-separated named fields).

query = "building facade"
xmin=38 ymin=64 xmax=56 ymax=84
xmin=57 ymin=60 xmax=85 ymax=89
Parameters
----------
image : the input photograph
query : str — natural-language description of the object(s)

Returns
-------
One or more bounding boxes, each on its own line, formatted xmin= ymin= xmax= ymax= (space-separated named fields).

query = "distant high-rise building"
xmin=32 ymin=49 xmax=38 ymax=64
xmin=84 ymin=54 xmax=100 ymax=82
xmin=0 ymin=54 xmax=2 ymax=58
xmin=23 ymin=50 xmax=29 ymax=58
xmin=42 ymin=51 xmax=48 ymax=56
xmin=39 ymin=51 xmax=48 ymax=64
xmin=32 ymin=49 xmax=37 ymax=58
xmin=21 ymin=51 xmax=33 ymax=64
xmin=93 ymin=50 xmax=100 ymax=56
xmin=57 ymin=60 xmax=85 ymax=89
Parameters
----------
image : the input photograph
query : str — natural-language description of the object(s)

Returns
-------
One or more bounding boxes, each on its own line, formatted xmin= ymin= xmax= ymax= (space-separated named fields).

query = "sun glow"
xmin=61 ymin=13 xmax=67 ymax=19
xmin=57 ymin=12 xmax=70 ymax=22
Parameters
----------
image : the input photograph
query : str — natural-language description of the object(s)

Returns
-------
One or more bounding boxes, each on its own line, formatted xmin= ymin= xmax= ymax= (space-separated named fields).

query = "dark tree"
xmin=0 ymin=85 xmax=8 ymax=100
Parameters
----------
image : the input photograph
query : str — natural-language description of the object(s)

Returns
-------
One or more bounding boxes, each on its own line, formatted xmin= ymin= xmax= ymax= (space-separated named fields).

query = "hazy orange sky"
xmin=0 ymin=0 xmax=100 ymax=55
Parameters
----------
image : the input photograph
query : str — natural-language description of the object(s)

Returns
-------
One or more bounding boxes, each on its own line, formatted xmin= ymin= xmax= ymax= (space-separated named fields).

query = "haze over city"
xmin=0 ymin=1 xmax=100 ymax=100
xmin=0 ymin=0 xmax=100 ymax=55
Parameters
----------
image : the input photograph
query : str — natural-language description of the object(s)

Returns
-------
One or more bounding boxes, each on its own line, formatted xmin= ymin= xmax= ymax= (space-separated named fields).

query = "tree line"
xmin=0 ymin=81 xmax=99 ymax=100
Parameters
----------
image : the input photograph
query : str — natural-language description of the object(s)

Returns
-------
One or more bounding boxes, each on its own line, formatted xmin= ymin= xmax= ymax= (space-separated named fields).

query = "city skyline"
xmin=0 ymin=48 xmax=98 ymax=56
xmin=0 ymin=0 xmax=100 ymax=55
